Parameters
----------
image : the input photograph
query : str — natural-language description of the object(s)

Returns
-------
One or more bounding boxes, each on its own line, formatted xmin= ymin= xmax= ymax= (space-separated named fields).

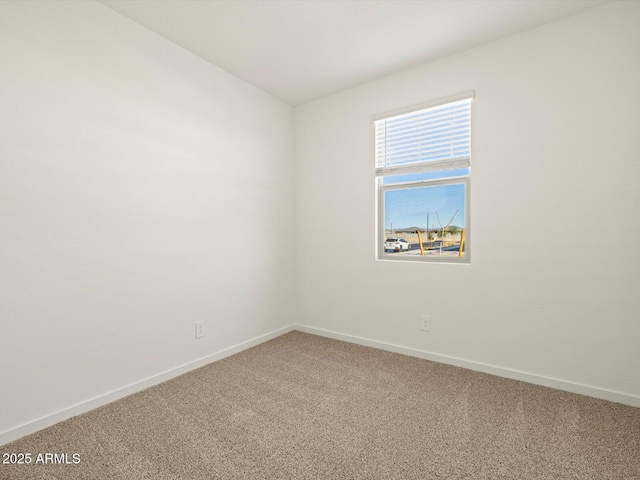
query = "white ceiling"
xmin=100 ymin=0 xmax=611 ymax=106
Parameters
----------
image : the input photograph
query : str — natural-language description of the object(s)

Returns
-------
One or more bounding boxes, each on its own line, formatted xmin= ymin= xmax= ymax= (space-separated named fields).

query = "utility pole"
xmin=426 ymin=213 xmax=429 ymax=243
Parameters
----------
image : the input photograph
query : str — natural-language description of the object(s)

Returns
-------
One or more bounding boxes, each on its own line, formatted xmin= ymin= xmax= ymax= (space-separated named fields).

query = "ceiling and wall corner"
xmin=99 ymin=0 xmax=611 ymax=106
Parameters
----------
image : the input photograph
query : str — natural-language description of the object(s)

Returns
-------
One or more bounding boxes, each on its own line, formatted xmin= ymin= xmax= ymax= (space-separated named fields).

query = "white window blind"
xmin=375 ymin=95 xmax=472 ymax=176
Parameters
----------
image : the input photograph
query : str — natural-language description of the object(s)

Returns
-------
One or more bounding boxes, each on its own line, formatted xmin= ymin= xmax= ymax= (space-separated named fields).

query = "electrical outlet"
xmin=420 ymin=314 xmax=431 ymax=332
xmin=195 ymin=321 xmax=205 ymax=339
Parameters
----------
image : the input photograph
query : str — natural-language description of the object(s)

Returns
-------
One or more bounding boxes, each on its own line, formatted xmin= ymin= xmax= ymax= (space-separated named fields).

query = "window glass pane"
xmin=383 ymin=183 xmax=466 ymax=258
xmin=381 ymin=168 xmax=469 ymax=185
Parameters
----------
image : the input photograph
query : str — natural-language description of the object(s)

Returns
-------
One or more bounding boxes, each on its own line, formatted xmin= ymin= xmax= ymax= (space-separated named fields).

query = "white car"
xmin=384 ymin=238 xmax=410 ymax=252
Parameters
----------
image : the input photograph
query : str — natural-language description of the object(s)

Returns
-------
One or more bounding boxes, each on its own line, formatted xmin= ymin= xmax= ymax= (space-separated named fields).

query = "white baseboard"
xmin=294 ymin=325 xmax=640 ymax=409
xmin=0 ymin=325 xmax=295 ymax=446
xmin=4 ymin=322 xmax=638 ymax=446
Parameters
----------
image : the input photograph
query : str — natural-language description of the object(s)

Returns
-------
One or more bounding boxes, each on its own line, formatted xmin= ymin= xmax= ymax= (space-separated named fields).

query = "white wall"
xmin=0 ymin=1 xmax=294 ymax=439
xmin=295 ymin=1 xmax=640 ymax=402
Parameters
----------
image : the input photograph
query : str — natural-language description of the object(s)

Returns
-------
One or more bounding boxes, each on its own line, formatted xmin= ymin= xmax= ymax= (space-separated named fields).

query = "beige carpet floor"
xmin=2 ymin=331 xmax=639 ymax=479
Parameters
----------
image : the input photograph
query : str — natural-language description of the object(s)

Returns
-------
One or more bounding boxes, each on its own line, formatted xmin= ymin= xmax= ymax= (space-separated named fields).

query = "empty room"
xmin=1 ymin=0 xmax=639 ymax=478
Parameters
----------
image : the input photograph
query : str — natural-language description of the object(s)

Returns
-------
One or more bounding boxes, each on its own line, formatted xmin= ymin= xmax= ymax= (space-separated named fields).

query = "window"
xmin=375 ymin=92 xmax=473 ymax=263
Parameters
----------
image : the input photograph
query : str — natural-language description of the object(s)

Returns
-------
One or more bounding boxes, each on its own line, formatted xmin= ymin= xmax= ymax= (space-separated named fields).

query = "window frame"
xmin=375 ymin=92 xmax=473 ymax=264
